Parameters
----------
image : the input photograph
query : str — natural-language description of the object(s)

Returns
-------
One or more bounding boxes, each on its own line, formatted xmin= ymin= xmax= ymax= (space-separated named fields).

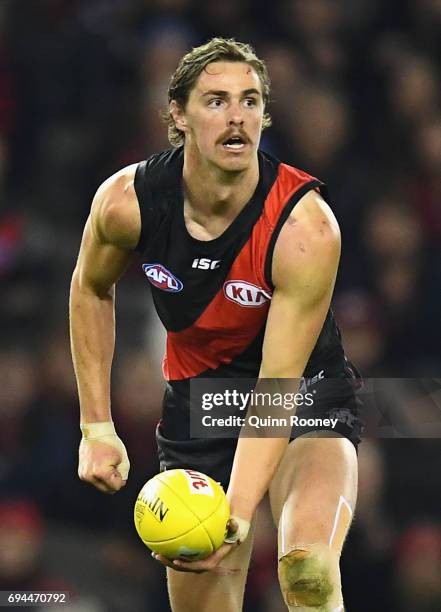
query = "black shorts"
xmin=156 ymin=357 xmax=363 ymax=491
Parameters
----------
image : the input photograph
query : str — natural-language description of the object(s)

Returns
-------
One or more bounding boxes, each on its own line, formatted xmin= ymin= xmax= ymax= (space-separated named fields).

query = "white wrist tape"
xmin=81 ymin=421 xmax=117 ymax=439
xmin=224 ymin=516 xmax=251 ymax=544
xmin=80 ymin=421 xmax=130 ymax=480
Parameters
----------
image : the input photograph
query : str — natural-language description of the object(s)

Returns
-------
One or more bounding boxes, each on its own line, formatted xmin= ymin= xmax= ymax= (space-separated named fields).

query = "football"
xmin=134 ymin=469 xmax=230 ymax=560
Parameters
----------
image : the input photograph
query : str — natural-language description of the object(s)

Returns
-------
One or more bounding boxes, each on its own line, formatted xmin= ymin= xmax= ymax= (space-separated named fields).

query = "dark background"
xmin=0 ymin=1 xmax=440 ymax=610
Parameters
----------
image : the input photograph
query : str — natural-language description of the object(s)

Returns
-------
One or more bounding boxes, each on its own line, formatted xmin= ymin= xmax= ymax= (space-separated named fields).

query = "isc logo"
xmin=142 ymin=263 xmax=183 ymax=292
xmin=192 ymin=258 xmax=221 ymax=270
xmin=224 ymin=280 xmax=271 ymax=308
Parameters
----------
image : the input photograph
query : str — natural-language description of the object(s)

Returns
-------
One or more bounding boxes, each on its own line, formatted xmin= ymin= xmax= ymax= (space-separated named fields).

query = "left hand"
xmin=151 ymin=519 xmax=240 ymax=574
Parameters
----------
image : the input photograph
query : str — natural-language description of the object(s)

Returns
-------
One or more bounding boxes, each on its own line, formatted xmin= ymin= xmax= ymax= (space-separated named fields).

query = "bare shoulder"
xmin=91 ymin=163 xmax=141 ymax=250
xmin=282 ymin=189 xmax=340 ymax=252
xmin=272 ymin=189 xmax=341 ymax=293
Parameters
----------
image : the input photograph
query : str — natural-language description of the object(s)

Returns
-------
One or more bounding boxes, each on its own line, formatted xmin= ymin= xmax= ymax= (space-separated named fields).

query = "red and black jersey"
xmin=133 ymin=147 xmax=363 ymax=484
xmin=134 ymin=146 xmax=344 ymax=386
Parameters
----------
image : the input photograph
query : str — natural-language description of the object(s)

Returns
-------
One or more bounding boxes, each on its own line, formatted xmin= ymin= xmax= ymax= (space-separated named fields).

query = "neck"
xmin=182 ymin=146 xmax=259 ymax=219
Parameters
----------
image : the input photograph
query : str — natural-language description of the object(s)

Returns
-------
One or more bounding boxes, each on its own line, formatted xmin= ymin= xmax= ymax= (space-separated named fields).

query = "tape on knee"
xmin=278 ymin=543 xmax=340 ymax=608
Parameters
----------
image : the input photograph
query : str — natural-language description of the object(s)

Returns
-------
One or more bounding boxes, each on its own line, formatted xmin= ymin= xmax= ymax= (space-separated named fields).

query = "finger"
xmin=91 ymin=478 xmax=117 ymax=494
xmin=225 ymin=518 xmax=240 ymax=542
xmin=211 ymin=542 xmax=238 ymax=561
xmin=154 ymin=554 xmax=207 ymax=573
xmin=152 ymin=554 xmax=205 ymax=574
xmin=172 ymin=542 xmax=236 ymax=572
xmin=91 ymin=470 xmax=123 ymax=494
xmin=172 ymin=556 xmax=221 ymax=572
xmin=170 ymin=564 xmax=206 ymax=573
xmin=151 ymin=554 xmax=174 ymax=569
xmin=108 ymin=470 xmax=124 ymax=490
xmin=110 ymin=461 xmax=128 ymax=484
xmin=96 ymin=469 xmax=124 ymax=492
xmin=79 ymin=472 xmax=115 ymax=493
xmin=171 ymin=560 xmax=209 ymax=572
xmin=227 ymin=517 xmax=239 ymax=534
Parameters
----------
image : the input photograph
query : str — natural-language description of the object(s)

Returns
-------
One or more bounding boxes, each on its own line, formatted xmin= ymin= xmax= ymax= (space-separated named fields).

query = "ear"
xmin=169 ymin=100 xmax=188 ymax=133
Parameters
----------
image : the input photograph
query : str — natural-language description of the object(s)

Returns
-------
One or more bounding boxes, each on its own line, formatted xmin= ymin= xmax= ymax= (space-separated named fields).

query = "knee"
xmin=278 ymin=543 xmax=341 ymax=609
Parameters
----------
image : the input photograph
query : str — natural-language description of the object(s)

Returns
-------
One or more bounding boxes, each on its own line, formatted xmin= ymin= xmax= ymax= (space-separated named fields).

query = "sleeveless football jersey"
xmin=134 ymin=146 xmax=345 ymax=386
xmin=133 ymin=148 xmax=361 ymax=485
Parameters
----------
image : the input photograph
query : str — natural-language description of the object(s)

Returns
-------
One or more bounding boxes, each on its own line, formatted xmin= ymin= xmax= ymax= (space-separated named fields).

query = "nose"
xmin=228 ymin=115 xmax=244 ymax=126
xmin=227 ymin=102 xmax=244 ymax=127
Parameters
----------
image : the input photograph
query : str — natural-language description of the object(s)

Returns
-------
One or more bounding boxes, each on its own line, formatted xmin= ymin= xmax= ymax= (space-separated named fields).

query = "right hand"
xmin=78 ymin=436 xmax=130 ymax=494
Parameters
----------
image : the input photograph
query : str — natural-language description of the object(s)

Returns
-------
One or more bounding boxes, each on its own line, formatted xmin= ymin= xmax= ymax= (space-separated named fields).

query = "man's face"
xmin=176 ymin=61 xmax=265 ymax=172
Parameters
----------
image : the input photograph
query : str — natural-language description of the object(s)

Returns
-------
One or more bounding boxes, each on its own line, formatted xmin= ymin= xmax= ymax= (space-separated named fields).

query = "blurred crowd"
xmin=0 ymin=1 xmax=440 ymax=610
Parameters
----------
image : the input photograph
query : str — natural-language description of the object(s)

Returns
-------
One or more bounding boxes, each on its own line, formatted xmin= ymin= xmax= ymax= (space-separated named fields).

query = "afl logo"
xmin=224 ymin=280 xmax=271 ymax=308
xmin=142 ymin=263 xmax=183 ymax=292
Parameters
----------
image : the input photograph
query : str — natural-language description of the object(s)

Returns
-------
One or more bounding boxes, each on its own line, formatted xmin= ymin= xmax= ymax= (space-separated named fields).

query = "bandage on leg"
xmin=278 ymin=543 xmax=342 ymax=609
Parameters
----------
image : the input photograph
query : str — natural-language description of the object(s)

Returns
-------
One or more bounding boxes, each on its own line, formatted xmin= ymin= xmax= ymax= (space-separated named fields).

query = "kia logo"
xmin=224 ymin=280 xmax=271 ymax=307
xmin=142 ymin=263 xmax=183 ymax=292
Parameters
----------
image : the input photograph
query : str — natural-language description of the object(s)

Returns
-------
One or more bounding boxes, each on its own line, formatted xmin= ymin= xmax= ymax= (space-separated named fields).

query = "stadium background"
xmin=0 ymin=1 xmax=440 ymax=610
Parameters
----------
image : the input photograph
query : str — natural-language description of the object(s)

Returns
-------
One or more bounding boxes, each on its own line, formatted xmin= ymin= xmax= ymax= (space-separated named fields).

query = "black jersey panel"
xmin=307 ymin=308 xmax=345 ymax=368
xmin=133 ymin=161 xmax=149 ymax=253
xmin=133 ymin=149 xmax=183 ymax=253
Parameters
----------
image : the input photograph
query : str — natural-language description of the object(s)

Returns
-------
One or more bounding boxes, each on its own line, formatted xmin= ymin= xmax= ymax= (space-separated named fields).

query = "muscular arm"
xmin=227 ymin=190 xmax=341 ymax=521
xmin=70 ymin=165 xmax=140 ymax=491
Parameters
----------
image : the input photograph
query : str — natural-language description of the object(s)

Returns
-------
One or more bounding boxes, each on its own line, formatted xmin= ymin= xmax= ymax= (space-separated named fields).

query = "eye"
xmin=244 ymin=97 xmax=257 ymax=107
xmin=208 ymin=98 xmax=224 ymax=108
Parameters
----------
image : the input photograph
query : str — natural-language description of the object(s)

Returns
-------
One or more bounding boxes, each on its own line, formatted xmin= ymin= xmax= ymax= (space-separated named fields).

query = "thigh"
xmin=166 ymin=517 xmax=256 ymax=612
xmin=269 ymin=433 xmax=358 ymax=558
